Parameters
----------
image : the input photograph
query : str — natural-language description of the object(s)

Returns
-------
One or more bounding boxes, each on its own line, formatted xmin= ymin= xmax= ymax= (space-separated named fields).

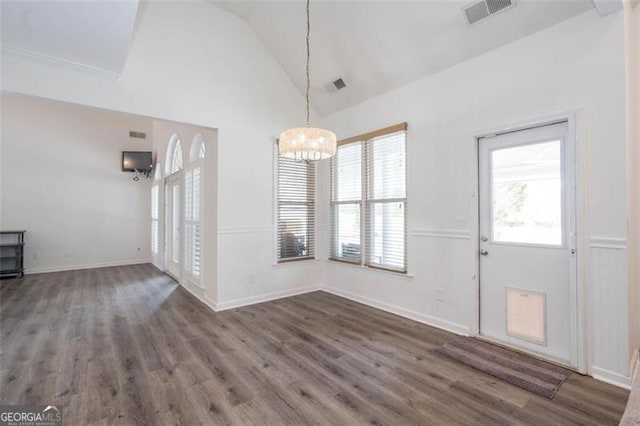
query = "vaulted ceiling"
xmin=1 ymin=0 xmax=139 ymax=78
xmin=214 ymin=0 xmax=596 ymax=117
xmin=1 ymin=0 xmax=609 ymax=116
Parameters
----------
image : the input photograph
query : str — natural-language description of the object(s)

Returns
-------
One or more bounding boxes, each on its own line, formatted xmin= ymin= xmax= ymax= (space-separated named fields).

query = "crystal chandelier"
xmin=278 ymin=0 xmax=336 ymax=162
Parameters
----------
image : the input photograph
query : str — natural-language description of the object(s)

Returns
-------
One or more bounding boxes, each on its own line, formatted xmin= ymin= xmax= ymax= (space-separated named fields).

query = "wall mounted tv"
xmin=122 ymin=151 xmax=153 ymax=175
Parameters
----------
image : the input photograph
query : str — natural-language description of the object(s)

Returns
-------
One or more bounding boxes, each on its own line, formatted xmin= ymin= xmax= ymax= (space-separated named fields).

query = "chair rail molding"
xmin=410 ymin=228 xmax=471 ymax=240
xmin=589 ymin=236 xmax=627 ymax=250
xmin=218 ymin=226 xmax=272 ymax=235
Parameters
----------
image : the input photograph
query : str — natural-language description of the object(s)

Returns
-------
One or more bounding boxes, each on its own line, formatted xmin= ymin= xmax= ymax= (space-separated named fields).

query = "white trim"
xmin=184 ymin=277 xmax=207 ymax=291
xmin=218 ymin=227 xmax=272 ymax=235
xmin=472 ymin=108 xmax=586 ymax=141
xmin=152 ymin=259 xmax=163 ymax=271
xmin=25 ymin=258 xmax=152 ymax=275
xmin=273 ymin=142 xmax=279 ymax=264
xmin=589 ymin=237 xmax=627 ymax=250
xmin=410 ymin=228 xmax=471 ymax=239
xmin=321 ymin=286 xmax=470 ymax=336
xmin=631 ymin=349 xmax=640 ymax=381
xmin=592 ymin=366 xmax=632 ymax=389
xmin=214 ymin=285 xmax=322 ymax=311
xmin=1 ymin=44 xmax=122 ymax=80
xmin=272 ymin=258 xmax=320 ymax=268
xmin=177 ymin=280 xmax=218 ymax=312
xmin=326 ymin=259 xmax=415 ymax=280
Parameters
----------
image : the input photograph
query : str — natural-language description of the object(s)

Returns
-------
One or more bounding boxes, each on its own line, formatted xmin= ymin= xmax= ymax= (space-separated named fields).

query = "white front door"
xmin=479 ymin=121 xmax=578 ymax=368
xmin=165 ymin=173 xmax=181 ymax=279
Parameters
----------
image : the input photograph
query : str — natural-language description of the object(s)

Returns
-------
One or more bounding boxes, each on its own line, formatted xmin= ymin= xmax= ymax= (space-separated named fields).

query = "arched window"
xmin=151 ymin=161 xmax=161 ymax=258
xmin=184 ymin=134 xmax=206 ymax=282
xmin=189 ymin=133 xmax=206 ymax=162
xmin=166 ymin=134 xmax=183 ymax=175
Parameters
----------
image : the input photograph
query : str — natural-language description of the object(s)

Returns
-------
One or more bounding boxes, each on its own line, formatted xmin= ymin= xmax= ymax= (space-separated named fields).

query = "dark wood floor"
xmin=1 ymin=264 xmax=629 ymax=425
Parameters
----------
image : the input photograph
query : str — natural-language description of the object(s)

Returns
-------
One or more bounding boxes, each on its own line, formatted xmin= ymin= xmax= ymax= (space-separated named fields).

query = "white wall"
xmin=319 ymin=10 xmax=630 ymax=384
xmin=1 ymin=0 xmax=321 ymax=305
xmin=0 ymin=93 xmax=153 ymax=272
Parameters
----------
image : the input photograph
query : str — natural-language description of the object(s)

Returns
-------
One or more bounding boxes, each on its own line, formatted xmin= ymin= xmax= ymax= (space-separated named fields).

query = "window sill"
xmin=272 ymin=258 xmax=320 ymax=267
xmin=327 ymin=258 xmax=414 ymax=280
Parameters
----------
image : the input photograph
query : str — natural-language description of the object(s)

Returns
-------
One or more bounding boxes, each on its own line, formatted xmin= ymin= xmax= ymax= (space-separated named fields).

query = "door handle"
xmin=480 ymin=236 xmax=488 ymax=242
xmin=480 ymin=249 xmax=489 ymax=256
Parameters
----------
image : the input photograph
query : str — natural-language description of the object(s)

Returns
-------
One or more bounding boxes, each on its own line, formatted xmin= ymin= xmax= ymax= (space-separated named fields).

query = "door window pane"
xmin=491 ymin=140 xmax=562 ymax=245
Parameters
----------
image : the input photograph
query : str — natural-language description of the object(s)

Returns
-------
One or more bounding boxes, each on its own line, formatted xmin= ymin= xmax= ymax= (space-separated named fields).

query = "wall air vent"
xmin=463 ymin=0 xmax=514 ymax=25
xmin=129 ymin=131 xmax=147 ymax=139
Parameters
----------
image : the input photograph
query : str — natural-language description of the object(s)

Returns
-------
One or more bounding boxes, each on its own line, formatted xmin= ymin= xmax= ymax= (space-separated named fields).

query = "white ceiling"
xmin=1 ymin=0 xmax=140 ymax=77
xmin=214 ymin=0 xmax=595 ymax=117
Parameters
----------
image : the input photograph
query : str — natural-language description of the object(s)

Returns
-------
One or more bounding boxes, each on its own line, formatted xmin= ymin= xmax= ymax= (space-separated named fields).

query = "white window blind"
xmin=277 ymin=156 xmax=315 ymax=262
xmin=184 ymin=167 xmax=202 ymax=279
xmin=151 ymin=185 xmax=159 ymax=255
xmin=330 ymin=124 xmax=407 ymax=273
xmin=330 ymin=142 xmax=362 ymax=263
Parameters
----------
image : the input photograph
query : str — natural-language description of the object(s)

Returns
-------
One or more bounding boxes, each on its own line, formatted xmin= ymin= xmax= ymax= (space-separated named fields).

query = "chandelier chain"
xmin=277 ymin=0 xmax=336 ymax=162
xmin=306 ymin=0 xmax=311 ymax=127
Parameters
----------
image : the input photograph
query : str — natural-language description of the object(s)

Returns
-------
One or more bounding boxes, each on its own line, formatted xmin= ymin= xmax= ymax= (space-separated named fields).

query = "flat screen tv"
xmin=122 ymin=151 xmax=153 ymax=174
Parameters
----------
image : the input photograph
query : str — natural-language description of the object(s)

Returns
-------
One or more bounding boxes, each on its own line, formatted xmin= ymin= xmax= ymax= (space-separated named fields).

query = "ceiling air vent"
xmin=333 ymin=78 xmax=346 ymax=90
xmin=463 ymin=0 xmax=514 ymax=25
xmin=326 ymin=78 xmax=347 ymax=94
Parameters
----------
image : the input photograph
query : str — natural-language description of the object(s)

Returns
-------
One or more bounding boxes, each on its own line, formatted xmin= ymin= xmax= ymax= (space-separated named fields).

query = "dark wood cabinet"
xmin=0 ymin=231 xmax=26 ymax=278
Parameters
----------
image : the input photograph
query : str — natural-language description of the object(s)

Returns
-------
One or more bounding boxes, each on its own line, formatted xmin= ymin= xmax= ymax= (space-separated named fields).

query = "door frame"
xmin=469 ymin=110 xmax=588 ymax=374
xmin=164 ymin=171 xmax=182 ymax=281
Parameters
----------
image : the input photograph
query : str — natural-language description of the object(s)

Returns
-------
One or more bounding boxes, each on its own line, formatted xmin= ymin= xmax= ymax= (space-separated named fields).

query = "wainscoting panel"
xmin=590 ymin=237 xmax=630 ymax=387
xmin=217 ymin=227 xmax=321 ymax=307
xmin=324 ymin=228 xmax=474 ymax=336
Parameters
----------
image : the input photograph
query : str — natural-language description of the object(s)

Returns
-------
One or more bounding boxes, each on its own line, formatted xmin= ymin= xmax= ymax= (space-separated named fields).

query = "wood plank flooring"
xmin=0 ymin=264 xmax=630 ymax=425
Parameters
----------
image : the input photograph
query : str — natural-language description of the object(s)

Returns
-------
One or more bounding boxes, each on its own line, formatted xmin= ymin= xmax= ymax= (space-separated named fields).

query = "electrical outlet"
xmin=64 ymin=252 xmax=71 ymax=258
xmin=33 ymin=253 xmax=39 ymax=260
xmin=436 ymin=288 xmax=445 ymax=302
xmin=248 ymin=274 xmax=256 ymax=284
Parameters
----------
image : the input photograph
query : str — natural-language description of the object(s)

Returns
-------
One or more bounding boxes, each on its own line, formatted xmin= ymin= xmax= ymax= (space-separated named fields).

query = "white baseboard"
xmin=321 ymin=286 xmax=471 ymax=336
xmin=592 ymin=366 xmax=632 ymax=389
xmin=25 ymin=258 xmax=153 ymax=274
xmin=214 ymin=285 xmax=322 ymax=312
xmin=178 ymin=281 xmax=218 ymax=312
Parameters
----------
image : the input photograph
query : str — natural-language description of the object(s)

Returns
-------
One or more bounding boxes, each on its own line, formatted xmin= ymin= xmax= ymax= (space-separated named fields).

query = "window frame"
xmin=166 ymin=133 xmax=184 ymax=175
xmin=184 ymin=135 xmax=205 ymax=286
xmin=274 ymin=143 xmax=317 ymax=264
xmin=330 ymin=123 xmax=408 ymax=274
xmin=151 ymin=184 xmax=160 ymax=256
